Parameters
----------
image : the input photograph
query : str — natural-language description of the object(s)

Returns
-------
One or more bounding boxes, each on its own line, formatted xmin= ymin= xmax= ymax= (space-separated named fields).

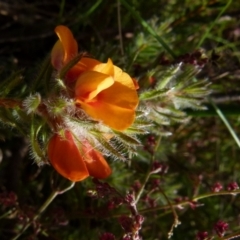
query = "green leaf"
xmin=173 ymin=95 xmax=207 ymax=110
xmin=113 ymin=131 xmax=141 ymax=146
xmin=92 ymin=133 xmax=126 ymax=161
xmin=58 ymin=52 xmax=86 ymax=79
xmin=0 ymin=108 xmax=17 ymax=127
xmin=140 ymin=88 xmax=167 ymax=100
xmin=31 ymin=55 xmax=52 ymax=91
xmin=155 ymin=64 xmax=182 ymax=89
xmin=154 ymin=108 xmax=188 ymax=123
xmin=23 ymin=93 xmax=41 ymax=114
xmin=132 ymin=118 xmax=152 ymax=129
xmin=125 ymin=127 xmax=149 ymax=135
xmin=0 ymin=70 xmax=24 ymax=97
xmin=30 ymin=117 xmax=46 ymax=165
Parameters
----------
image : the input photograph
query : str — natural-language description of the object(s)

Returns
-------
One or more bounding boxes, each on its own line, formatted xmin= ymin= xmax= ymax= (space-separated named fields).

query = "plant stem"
xmin=138 ymin=189 xmax=240 ymax=214
xmin=11 ymin=182 xmax=75 ymax=240
xmin=134 ymin=171 xmax=151 ymax=204
xmin=158 ymin=186 xmax=181 ymax=238
xmin=221 ymin=231 xmax=240 ymax=240
xmin=0 ymin=208 xmax=16 ymax=219
xmin=0 ymin=98 xmax=22 ymax=108
xmin=134 ymin=136 xmax=161 ymax=204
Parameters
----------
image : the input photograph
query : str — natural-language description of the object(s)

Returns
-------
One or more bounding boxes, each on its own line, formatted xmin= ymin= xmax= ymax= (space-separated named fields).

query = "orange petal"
xmin=76 ymin=57 xmax=101 ymax=71
xmin=113 ymin=66 xmax=136 ymax=90
xmin=64 ymin=57 xmax=102 ymax=83
xmin=51 ymin=41 xmax=64 ymax=69
xmin=54 ymin=25 xmax=78 ymax=65
xmin=78 ymin=81 xmax=138 ymax=130
xmin=80 ymin=100 xmax=136 ymax=131
xmin=83 ymin=144 xmax=112 ymax=179
xmin=75 ymin=71 xmax=114 ymax=101
xmin=98 ymin=81 xmax=139 ymax=109
xmin=92 ymin=58 xmax=114 ymax=76
xmin=48 ymin=130 xmax=89 ymax=182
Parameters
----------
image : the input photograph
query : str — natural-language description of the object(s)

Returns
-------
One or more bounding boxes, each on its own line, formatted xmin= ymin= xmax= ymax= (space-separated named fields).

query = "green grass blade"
xmin=196 ymin=0 xmax=232 ymax=48
xmin=209 ymin=97 xmax=240 ymax=148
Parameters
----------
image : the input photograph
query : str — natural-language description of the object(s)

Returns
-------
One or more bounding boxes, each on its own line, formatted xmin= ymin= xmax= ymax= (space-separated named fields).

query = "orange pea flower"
xmin=51 ymin=25 xmax=139 ymax=131
xmin=48 ymin=130 xmax=112 ymax=182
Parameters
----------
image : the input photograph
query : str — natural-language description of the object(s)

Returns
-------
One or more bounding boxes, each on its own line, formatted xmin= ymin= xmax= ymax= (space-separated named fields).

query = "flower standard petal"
xmin=51 ymin=25 xmax=78 ymax=69
xmin=51 ymin=41 xmax=64 ymax=70
xmin=48 ymin=130 xmax=89 ymax=182
xmin=54 ymin=25 xmax=78 ymax=63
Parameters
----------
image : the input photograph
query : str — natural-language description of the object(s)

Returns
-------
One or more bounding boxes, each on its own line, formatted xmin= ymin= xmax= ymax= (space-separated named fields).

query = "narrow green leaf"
xmin=209 ymin=97 xmax=240 ymax=149
xmin=113 ymin=131 xmax=141 ymax=146
xmin=156 ymin=64 xmax=181 ymax=89
xmin=23 ymin=93 xmax=41 ymax=114
xmin=125 ymin=127 xmax=149 ymax=135
xmin=31 ymin=55 xmax=51 ymax=91
xmin=92 ymin=134 xmax=126 ymax=161
xmin=0 ymin=71 xmax=23 ymax=96
xmin=140 ymin=88 xmax=167 ymax=100
xmin=30 ymin=117 xmax=45 ymax=164
xmin=197 ymin=0 xmax=232 ymax=47
xmin=58 ymin=52 xmax=86 ymax=79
